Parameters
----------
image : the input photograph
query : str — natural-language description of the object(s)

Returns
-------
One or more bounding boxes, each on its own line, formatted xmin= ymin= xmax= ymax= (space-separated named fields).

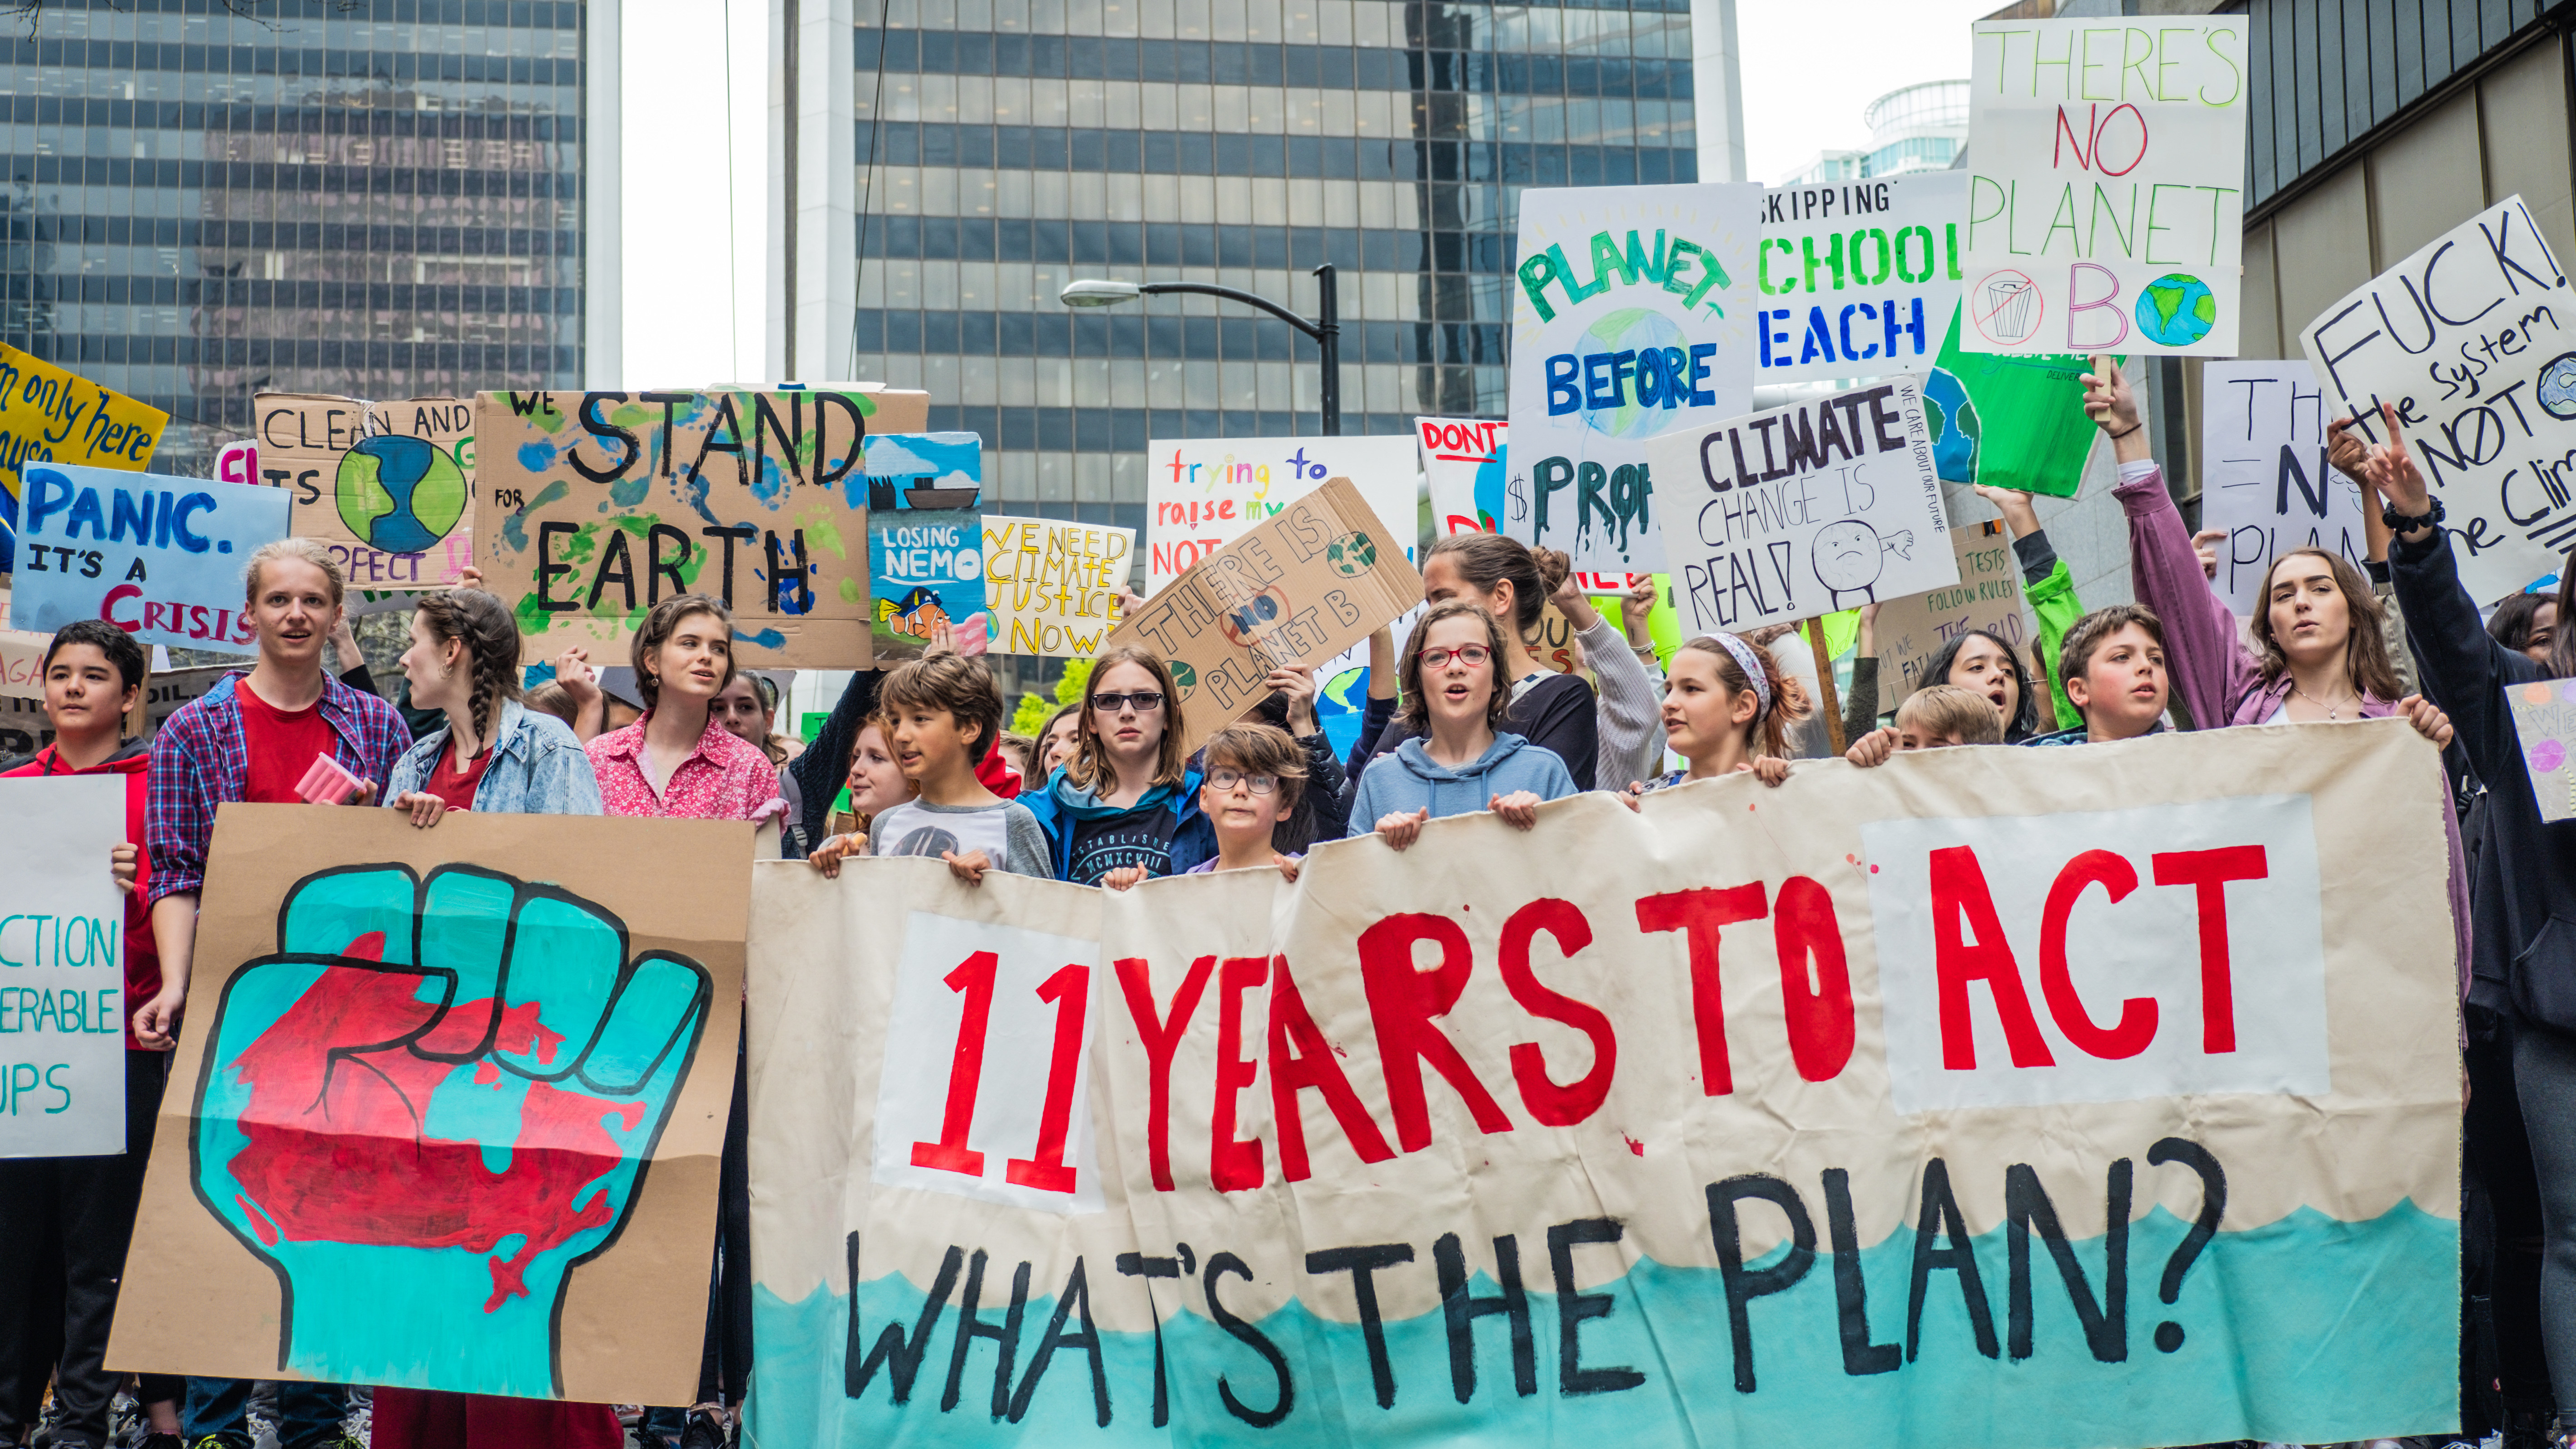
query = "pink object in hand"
xmin=295 ymin=753 xmax=364 ymax=805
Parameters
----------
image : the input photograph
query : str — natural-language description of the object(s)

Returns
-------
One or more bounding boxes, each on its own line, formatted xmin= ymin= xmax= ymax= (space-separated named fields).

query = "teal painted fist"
xmin=194 ymin=863 xmax=712 ymax=1397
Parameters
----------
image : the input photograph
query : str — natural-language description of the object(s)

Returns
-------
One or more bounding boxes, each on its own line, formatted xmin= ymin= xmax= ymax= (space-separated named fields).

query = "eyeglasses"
xmin=1418 ymin=644 xmax=1493 ymax=670
xmin=1206 ymin=768 xmax=1281 ymax=795
xmin=1092 ymin=690 xmax=1165 ymax=713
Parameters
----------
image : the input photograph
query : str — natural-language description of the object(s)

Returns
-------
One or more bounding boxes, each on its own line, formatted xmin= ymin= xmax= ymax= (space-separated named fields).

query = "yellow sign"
xmin=0 ymin=342 xmax=168 ymax=575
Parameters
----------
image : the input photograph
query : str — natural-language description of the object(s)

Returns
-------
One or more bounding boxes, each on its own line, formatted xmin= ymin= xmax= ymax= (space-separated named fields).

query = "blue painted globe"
xmin=2537 ymin=353 xmax=2576 ymax=420
xmin=1924 ymin=366 xmax=1980 ymax=485
xmin=2134 ymin=273 xmax=2218 ymax=348
xmin=1581 ymin=308 xmax=1691 ymax=441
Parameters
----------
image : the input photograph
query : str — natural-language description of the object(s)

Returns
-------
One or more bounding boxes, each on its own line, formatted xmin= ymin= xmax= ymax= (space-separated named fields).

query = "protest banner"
xmin=253 ymin=393 xmax=478 ymax=590
xmin=742 ymin=720 xmax=2458 ymax=1448
xmin=1109 ymin=477 xmax=1421 ymax=754
xmin=0 ymin=341 xmax=168 ymax=576
xmin=1147 ymin=434 xmax=1418 ymax=591
xmin=1960 ymin=17 xmax=2248 ymax=357
xmin=1418 ymin=416 xmax=1508 ymax=538
xmin=862 ymin=433 xmax=987 ymax=662
xmin=216 ymin=437 xmax=259 ymax=487
xmin=2509 ymin=679 xmax=2576 ymax=823
xmin=109 ymin=805 xmax=749 ymax=1404
xmin=477 ymin=387 xmax=928 ymax=670
xmin=0 ymin=775 xmax=126 ymax=1157
xmin=1649 ymin=376 xmax=1957 ymax=634
xmin=1874 ymin=522 xmax=2034 ymax=703
xmin=0 ymin=663 xmax=228 ymax=762
xmin=1927 ymin=309 xmax=2105 ymax=499
xmin=0 ymin=625 xmax=41 ymax=699
xmin=2299 ymin=196 xmax=2576 ymax=606
xmin=10 ymin=466 xmax=291 ymax=652
xmin=1506 ymin=183 xmax=1762 ymax=573
xmin=2198 ymin=360 xmax=2367 ymax=615
xmin=984 ymin=515 xmax=1136 ymax=658
xmin=1755 ymin=172 xmax=1967 ymax=383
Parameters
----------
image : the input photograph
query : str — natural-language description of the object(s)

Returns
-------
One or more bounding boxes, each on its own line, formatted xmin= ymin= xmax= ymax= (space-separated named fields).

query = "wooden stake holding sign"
xmin=1805 ymin=615 xmax=1846 ymax=757
xmin=1107 ymin=476 xmax=1421 ymax=755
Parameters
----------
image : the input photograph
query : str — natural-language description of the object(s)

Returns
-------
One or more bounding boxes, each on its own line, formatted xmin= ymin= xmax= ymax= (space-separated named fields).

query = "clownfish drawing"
xmin=877 ymin=586 xmax=951 ymax=639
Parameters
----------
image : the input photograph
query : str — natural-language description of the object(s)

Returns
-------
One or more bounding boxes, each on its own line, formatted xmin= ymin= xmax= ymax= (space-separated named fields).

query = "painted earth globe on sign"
xmin=335 ymin=435 xmax=467 ymax=554
xmin=2536 ymin=352 xmax=2576 ymax=421
xmin=1923 ymin=366 xmax=1981 ymax=485
xmin=1581 ymin=307 xmax=1691 ymax=440
xmin=2135 ymin=273 xmax=2218 ymax=348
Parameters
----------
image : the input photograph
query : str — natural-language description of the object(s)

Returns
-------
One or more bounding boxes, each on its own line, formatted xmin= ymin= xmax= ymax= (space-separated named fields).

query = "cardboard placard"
xmin=1960 ymin=17 xmax=2248 ymax=356
xmin=981 ymin=514 xmax=1136 ymax=658
xmin=110 ymin=806 xmax=751 ymax=1404
xmin=1754 ymin=173 xmax=1967 ymax=382
xmin=1872 ymin=522 xmax=2034 ymax=705
xmin=2510 ymin=677 xmax=2576 ymax=823
xmin=0 ymin=774 xmax=126 ymax=1157
xmin=860 ymin=433 xmax=986 ymax=663
xmin=1505 ymin=183 xmax=1762 ymax=573
xmin=2300 ymin=196 xmax=2576 ymax=606
xmin=744 ymin=721 xmax=2460 ymax=1449
xmin=1109 ymin=476 xmax=1422 ymax=754
xmin=2200 ymin=360 xmax=2369 ymax=614
xmin=0 ymin=663 xmax=231 ymax=762
xmin=477 ymin=387 xmax=926 ymax=670
xmin=11 ymin=466 xmax=290 ymax=652
xmin=0 ymin=341 xmax=169 ymax=576
xmin=253 ymin=393 xmax=478 ymax=590
xmin=1649 ymin=375 xmax=1958 ymax=633
xmin=0 ymin=625 xmax=43 ymax=700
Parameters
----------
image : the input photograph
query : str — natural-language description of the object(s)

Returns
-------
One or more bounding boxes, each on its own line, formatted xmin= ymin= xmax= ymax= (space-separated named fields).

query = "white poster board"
xmin=0 ymin=774 xmax=127 ymax=1156
xmin=1961 ymin=17 xmax=2248 ymax=356
xmin=2200 ymin=360 xmax=2369 ymax=614
xmin=980 ymin=515 xmax=1135 ymax=658
xmin=1754 ymin=172 xmax=1967 ymax=383
xmin=1874 ymin=522 xmax=2036 ymax=704
xmin=1144 ymin=434 xmax=1417 ymax=591
xmin=1417 ymin=416 xmax=1507 ymax=538
xmin=1647 ymin=375 xmax=1956 ymax=633
xmin=2300 ymin=195 xmax=2576 ymax=606
xmin=1506 ymin=182 xmax=1761 ymax=573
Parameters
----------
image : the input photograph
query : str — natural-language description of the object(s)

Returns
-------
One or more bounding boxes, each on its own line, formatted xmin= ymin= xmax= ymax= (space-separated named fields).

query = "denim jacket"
xmin=386 ymin=699 xmax=604 ymax=816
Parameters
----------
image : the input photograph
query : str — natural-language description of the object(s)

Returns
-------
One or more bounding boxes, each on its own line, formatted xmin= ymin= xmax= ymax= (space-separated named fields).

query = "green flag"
xmin=1925 ymin=307 xmax=2111 ymax=500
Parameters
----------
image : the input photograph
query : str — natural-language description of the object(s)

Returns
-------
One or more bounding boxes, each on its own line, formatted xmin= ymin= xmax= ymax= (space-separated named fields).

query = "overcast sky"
xmin=617 ymin=0 xmax=2001 ymax=379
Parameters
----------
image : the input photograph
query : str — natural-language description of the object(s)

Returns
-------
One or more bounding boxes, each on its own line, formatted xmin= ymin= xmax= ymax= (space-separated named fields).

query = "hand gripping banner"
xmin=745 ymin=722 xmax=2460 ymax=1448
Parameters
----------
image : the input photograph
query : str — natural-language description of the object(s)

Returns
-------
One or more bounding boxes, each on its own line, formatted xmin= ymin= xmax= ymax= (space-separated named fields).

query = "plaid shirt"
xmin=146 ymin=670 xmax=412 ymax=905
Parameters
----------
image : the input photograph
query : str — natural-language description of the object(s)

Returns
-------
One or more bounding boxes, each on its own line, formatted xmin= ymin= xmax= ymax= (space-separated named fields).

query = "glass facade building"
xmin=0 ymin=0 xmax=593 ymax=475
xmin=845 ymin=0 xmax=1698 ymax=690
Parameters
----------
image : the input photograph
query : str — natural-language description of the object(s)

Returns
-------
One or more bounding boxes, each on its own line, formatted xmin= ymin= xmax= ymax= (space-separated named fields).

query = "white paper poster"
xmin=1647 ymin=375 xmax=1956 ymax=633
xmin=2199 ymin=360 xmax=2369 ymax=614
xmin=1417 ymin=416 xmax=1507 ymax=537
xmin=1144 ymin=434 xmax=1417 ymax=591
xmin=1960 ymin=17 xmax=2248 ymax=356
xmin=1755 ymin=172 xmax=1967 ymax=383
xmin=0 ymin=774 xmax=128 ymax=1156
xmin=1506 ymin=182 xmax=1761 ymax=573
xmin=2300 ymin=195 xmax=2576 ymax=606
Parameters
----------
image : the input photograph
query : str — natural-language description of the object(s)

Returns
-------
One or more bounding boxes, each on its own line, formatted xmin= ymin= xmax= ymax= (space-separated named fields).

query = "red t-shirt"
xmin=420 ymin=738 xmax=495 ymax=811
xmin=235 ymin=686 xmax=338 ymax=804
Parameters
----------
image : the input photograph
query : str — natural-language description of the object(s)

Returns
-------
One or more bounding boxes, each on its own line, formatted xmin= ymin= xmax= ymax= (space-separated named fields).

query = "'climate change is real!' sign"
xmin=1506 ymin=183 xmax=1760 ymax=574
xmin=1961 ymin=17 xmax=2248 ymax=357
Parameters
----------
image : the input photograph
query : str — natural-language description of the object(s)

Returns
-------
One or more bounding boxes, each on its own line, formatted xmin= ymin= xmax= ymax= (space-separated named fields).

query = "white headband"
xmin=1700 ymin=632 xmax=1773 ymax=722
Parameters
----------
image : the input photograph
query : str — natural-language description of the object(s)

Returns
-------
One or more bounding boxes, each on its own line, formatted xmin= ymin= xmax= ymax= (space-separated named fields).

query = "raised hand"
xmin=2192 ymin=528 xmax=2228 ymax=582
xmin=193 ymin=864 xmax=711 ymax=1396
xmin=2397 ymin=694 xmax=2455 ymax=747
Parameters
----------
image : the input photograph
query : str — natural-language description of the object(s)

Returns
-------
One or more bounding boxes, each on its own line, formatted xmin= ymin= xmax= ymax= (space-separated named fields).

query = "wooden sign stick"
xmin=1805 ymin=615 xmax=1846 ymax=757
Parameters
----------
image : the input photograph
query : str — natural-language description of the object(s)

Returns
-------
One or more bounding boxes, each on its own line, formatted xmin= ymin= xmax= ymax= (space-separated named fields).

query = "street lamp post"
xmin=1060 ymin=263 xmax=1342 ymax=436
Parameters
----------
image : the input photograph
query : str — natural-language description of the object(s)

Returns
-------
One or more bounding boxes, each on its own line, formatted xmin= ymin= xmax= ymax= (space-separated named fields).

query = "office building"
xmin=0 ymin=0 xmax=615 ymax=476
xmin=1775 ymin=79 xmax=1966 ymax=187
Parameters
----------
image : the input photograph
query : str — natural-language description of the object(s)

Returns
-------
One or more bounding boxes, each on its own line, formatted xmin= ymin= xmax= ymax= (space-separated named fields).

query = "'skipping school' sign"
xmin=1960 ymin=17 xmax=2249 ymax=356
xmin=1755 ymin=173 xmax=1968 ymax=384
xmin=1506 ymin=183 xmax=1761 ymax=573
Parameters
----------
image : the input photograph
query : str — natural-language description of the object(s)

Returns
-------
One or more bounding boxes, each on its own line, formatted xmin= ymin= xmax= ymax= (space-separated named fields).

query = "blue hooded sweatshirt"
xmin=1018 ymin=763 xmax=1218 ymax=881
xmin=1344 ymin=732 xmax=1577 ymax=836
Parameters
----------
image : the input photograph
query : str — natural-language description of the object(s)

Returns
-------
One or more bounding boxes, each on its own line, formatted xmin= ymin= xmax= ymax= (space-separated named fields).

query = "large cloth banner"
xmin=2300 ymin=195 xmax=2574 ymax=605
xmin=2199 ymin=360 xmax=2368 ymax=615
xmin=110 ymin=806 xmax=750 ymax=1404
xmin=1506 ymin=183 xmax=1762 ymax=573
xmin=0 ymin=774 xmax=127 ymax=1157
xmin=1961 ymin=18 xmax=2248 ymax=357
xmin=478 ymin=387 xmax=928 ymax=669
xmin=0 ymin=341 xmax=168 ymax=576
xmin=744 ymin=722 xmax=2458 ymax=1448
xmin=1755 ymin=173 xmax=1966 ymax=383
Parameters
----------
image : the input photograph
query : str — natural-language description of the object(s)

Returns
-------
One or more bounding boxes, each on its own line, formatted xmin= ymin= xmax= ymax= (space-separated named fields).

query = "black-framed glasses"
xmin=1093 ymin=690 xmax=1165 ymax=713
xmin=1206 ymin=768 xmax=1281 ymax=795
xmin=1419 ymin=643 xmax=1492 ymax=670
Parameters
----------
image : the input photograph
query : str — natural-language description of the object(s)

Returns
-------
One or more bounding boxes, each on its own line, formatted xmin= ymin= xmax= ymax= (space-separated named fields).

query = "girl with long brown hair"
xmin=1019 ymin=644 xmax=1218 ymax=883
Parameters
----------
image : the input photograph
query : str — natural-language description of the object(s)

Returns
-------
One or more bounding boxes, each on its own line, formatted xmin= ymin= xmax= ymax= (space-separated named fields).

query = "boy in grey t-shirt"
xmin=870 ymin=648 xmax=1046 ymax=885
xmin=869 ymin=797 xmax=1050 ymax=878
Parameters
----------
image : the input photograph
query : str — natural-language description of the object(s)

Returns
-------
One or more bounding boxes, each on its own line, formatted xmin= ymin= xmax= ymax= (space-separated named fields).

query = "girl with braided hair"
xmin=384 ymin=588 xmax=604 ymax=825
